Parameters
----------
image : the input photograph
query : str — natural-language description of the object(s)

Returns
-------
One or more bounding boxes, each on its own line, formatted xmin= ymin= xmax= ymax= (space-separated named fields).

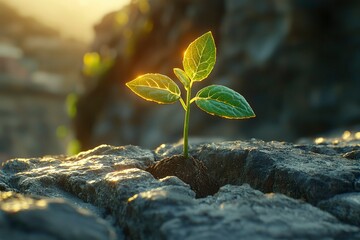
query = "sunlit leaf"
xmin=126 ymin=73 xmax=181 ymax=104
xmin=173 ymin=68 xmax=190 ymax=88
xmin=183 ymin=31 xmax=216 ymax=82
xmin=195 ymin=85 xmax=255 ymax=119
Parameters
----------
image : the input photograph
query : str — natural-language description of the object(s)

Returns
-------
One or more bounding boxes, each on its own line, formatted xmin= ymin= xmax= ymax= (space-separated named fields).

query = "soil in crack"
xmin=146 ymin=155 xmax=219 ymax=198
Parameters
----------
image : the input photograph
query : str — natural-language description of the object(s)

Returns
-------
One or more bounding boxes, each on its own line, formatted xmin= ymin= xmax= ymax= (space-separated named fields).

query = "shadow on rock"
xmin=146 ymin=155 xmax=219 ymax=198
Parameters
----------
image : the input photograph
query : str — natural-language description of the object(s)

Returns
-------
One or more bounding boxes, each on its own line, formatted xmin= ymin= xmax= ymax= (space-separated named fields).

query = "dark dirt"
xmin=146 ymin=155 xmax=219 ymax=198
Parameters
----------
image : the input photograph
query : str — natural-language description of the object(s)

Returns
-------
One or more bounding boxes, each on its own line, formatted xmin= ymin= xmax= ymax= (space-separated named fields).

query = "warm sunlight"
xmin=1 ymin=0 xmax=130 ymax=42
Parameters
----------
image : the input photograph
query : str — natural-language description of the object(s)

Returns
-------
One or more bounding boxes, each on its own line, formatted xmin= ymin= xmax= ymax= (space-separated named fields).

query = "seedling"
xmin=126 ymin=31 xmax=255 ymax=158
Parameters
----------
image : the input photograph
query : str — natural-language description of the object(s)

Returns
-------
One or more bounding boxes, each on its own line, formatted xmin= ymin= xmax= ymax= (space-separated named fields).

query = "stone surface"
xmin=0 ymin=192 xmax=117 ymax=240
xmin=156 ymin=135 xmax=360 ymax=205
xmin=318 ymin=192 xmax=360 ymax=227
xmin=1 ymin=135 xmax=360 ymax=239
xmin=146 ymin=155 xmax=219 ymax=198
xmin=126 ymin=184 xmax=360 ymax=240
xmin=0 ymin=171 xmax=11 ymax=192
xmin=168 ymin=185 xmax=360 ymax=240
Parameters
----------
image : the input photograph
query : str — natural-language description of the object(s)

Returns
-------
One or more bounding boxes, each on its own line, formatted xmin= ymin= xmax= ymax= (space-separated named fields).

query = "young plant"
xmin=126 ymin=31 xmax=255 ymax=158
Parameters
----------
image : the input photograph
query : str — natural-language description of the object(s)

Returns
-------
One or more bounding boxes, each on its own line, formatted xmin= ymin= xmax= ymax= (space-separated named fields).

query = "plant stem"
xmin=183 ymin=85 xmax=192 ymax=158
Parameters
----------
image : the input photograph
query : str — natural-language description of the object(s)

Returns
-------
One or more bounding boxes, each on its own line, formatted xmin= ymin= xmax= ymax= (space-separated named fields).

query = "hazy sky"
xmin=1 ymin=0 xmax=130 ymax=42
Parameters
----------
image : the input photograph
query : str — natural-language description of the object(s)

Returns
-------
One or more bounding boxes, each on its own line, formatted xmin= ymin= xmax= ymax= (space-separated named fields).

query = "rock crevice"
xmin=1 ymin=135 xmax=360 ymax=239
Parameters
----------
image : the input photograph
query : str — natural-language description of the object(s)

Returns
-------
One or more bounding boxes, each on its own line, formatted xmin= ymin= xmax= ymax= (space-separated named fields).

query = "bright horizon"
xmin=1 ymin=0 xmax=130 ymax=42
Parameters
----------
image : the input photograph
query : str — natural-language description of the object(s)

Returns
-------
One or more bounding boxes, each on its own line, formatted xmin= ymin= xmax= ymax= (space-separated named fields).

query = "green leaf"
xmin=183 ymin=31 xmax=216 ymax=82
xmin=173 ymin=68 xmax=190 ymax=88
xmin=195 ymin=85 xmax=255 ymax=119
xmin=126 ymin=73 xmax=181 ymax=104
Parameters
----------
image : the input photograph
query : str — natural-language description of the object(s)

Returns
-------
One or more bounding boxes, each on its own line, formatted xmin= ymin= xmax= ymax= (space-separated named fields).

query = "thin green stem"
xmin=183 ymin=86 xmax=192 ymax=158
xmin=190 ymin=97 xmax=197 ymax=104
xmin=179 ymin=98 xmax=186 ymax=111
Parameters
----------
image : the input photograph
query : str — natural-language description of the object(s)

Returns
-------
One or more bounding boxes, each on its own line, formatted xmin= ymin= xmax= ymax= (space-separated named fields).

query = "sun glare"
xmin=1 ymin=0 xmax=130 ymax=42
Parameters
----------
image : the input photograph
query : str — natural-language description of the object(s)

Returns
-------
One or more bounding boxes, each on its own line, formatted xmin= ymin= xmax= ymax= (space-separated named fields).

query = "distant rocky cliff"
xmin=0 ymin=2 xmax=85 ymax=160
xmin=75 ymin=0 xmax=360 ymax=150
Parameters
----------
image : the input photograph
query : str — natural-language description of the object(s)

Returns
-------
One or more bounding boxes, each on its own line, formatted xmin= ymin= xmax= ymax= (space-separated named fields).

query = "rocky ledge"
xmin=1 ymin=132 xmax=360 ymax=240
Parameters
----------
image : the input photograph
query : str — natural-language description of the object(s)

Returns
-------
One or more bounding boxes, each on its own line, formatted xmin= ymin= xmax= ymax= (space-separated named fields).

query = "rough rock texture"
xmin=0 ymin=192 xmax=117 ymax=240
xmin=126 ymin=184 xmax=360 ymax=240
xmin=1 ymin=133 xmax=360 ymax=239
xmin=75 ymin=0 xmax=360 ymax=150
xmin=156 ymin=137 xmax=360 ymax=205
xmin=318 ymin=193 xmax=360 ymax=227
xmin=146 ymin=155 xmax=219 ymax=198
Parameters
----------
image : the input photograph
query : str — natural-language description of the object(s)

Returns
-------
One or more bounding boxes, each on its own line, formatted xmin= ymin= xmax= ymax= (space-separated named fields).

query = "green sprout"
xmin=126 ymin=31 xmax=255 ymax=158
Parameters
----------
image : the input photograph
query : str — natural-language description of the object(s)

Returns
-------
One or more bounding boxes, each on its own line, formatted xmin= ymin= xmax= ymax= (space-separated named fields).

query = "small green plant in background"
xmin=83 ymin=52 xmax=113 ymax=77
xmin=55 ymin=93 xmax=81 ymax=155
xmin=126 ymin=31 xmax=255 ymax=158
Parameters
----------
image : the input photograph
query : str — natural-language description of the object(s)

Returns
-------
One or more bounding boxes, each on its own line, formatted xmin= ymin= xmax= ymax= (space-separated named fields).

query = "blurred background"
xmin=0 ymin=0 xmax=359 ymax=162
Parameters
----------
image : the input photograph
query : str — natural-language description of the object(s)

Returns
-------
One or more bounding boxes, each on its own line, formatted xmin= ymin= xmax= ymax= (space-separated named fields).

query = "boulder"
xmin=1 ymin=133 xmax=360 ymax=239
xmin=0 ymin=192 xmax=117 ymax=240
xmin=318 ymin=192 xmax=360 ymax=227
xmin=157 ymin=136 xmax=360 ymax=205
